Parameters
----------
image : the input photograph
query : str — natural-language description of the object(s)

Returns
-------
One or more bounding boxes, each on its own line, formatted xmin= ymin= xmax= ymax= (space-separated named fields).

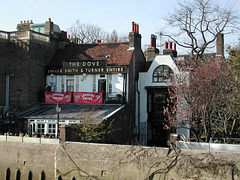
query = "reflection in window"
xmin=153 ymin=65 xmax=173 ymax=82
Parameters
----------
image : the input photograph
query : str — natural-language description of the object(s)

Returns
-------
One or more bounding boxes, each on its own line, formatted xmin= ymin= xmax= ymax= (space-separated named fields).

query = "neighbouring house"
xmin=137 ymin=40 xmax=190 ymax=146
xmin=137 ymin=33 xmax=226 ymax=146
xmin=0 ymin=18 xmax=71 ymax=133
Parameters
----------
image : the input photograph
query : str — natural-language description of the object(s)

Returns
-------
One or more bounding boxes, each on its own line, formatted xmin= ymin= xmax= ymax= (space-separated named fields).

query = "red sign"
xmin=45 ymin=92 xmax=72 ymax=103
xmin=74 ymin=92 xmax=103 ymax=104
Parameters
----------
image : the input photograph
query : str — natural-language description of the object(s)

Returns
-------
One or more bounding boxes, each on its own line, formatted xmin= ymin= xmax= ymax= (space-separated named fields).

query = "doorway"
xmin=98 ymin=79 xmax=106 ymax=101
xmin=147 ymin=88 xmax=169 ymax=147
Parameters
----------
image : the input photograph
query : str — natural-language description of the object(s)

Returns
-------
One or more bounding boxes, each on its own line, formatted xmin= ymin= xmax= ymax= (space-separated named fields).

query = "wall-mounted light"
xmin=81 ymin=73 xmax=87 ymax=81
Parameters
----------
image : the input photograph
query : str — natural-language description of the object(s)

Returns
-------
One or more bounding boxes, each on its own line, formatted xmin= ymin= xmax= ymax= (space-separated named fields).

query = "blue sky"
xmin=1 ymin=0 xmax=240 ymax=54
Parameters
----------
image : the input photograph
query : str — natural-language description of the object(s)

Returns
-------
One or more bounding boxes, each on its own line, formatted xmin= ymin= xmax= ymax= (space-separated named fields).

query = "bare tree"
xmin=162 ymin=0 xmax=240 ymax=61
xmin=68 ymin=20 xmax=107 ymax=44
xmin=68 ymin=20 xmax=128 ymax=44
xmin=106 ymin=30 xmax=128 ymax=42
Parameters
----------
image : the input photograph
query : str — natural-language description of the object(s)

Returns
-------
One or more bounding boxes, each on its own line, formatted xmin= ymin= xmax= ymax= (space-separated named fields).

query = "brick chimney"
xmin=145 ymin=34 xmax=159 ymax=61
xmin=45 ymin=18 xmax=54 ymax=35
xmin=17 ymin=20 xmax=33 ymax=31
xmin=129 ymin=22 xmax=141 ymax=49
xmin=216 ymin=33 xmax=224 ymax=57
xmin=163 ymin=42 xmax=177 ymax=57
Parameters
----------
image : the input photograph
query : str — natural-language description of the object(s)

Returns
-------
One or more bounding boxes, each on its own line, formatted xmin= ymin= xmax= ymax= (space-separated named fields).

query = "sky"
xmin=1 ymin=0 xmax=240 ymax=54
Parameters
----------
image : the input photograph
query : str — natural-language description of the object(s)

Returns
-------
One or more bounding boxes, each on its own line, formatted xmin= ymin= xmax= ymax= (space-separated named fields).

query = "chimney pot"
xmin=132 ymin=22 xmax=135 ymax=32
xmin=169 ymin=42 xmax=172 ymax=49
xmin=49 ymin=18 xmax=51 ymax=22
xmin=165 ymin=42 xmax=168 ymax=49
xmin=150 ymin=34 xmax=157 ymax=48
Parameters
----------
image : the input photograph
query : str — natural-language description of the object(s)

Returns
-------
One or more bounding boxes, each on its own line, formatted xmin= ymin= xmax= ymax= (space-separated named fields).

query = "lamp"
xmin=55 ymin=102 xmax=61 ymax=138
xmin=83 ymin=73 xmax=87 ymax=80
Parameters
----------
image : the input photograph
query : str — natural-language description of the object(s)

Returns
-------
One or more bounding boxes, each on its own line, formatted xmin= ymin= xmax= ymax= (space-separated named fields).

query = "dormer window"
xmin=153 ymin=65 xmax=173 ymax=82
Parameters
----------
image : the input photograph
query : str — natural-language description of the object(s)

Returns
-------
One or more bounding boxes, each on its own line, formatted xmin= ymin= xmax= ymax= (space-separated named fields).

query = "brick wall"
xmin=0 ymin=39 xmax=59 ymax=109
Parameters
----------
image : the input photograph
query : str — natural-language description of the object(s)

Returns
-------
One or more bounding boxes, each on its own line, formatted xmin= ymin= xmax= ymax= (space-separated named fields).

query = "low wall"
xmin=177 ymin=141 xmax=240 ymax=153
xmin=0 ymin=141 xmax=240 ymax=180
xmin=0 ymin=135 xmax=59 ymax=144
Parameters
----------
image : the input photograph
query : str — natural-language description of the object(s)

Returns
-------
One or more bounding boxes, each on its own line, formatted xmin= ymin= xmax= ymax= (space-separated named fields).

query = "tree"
xmin=164 ymin=55 xmax=240 ymax=142
xmin=68 ymin=20 xmax=107 ymax=44
xmin=74 ymin=119 xmax=121 ymax=143
xmin=106 ymin=30 xmax=128 ymax=42
xmin=162 ymin=0 xmax=239 ymax=61
xmin=68 ymin=20 xmax=128 ymax=44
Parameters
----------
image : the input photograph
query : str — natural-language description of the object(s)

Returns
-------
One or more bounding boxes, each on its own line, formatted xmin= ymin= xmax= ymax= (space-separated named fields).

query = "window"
xmin=61 ymin=76 xmax=65 ymax=92
xmin=147 ymin=89 xmax=167 ymax=114
xmin=40 ymin=27 xmax=45 ymax=34
xmin=37 ymin=124 xmax=45 ymax=135
xmin=76 ymin=75 xmax=79 ymax=92
xmin=48 ymin=124 xmax=56 ymax=134
xmin=67 ymin=79 xmax=74 ymax=92
xmin=153 ymin=65 xmax=173 ymax=82
xmin=92 ymin=75 xmax=96 ymax=92
xmin=108 ymin=74 xmax=112 ymax=94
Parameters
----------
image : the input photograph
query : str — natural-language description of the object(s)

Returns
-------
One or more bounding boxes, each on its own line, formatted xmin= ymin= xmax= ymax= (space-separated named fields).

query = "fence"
xmin=0 ymin=135 xmax=59 ymax=144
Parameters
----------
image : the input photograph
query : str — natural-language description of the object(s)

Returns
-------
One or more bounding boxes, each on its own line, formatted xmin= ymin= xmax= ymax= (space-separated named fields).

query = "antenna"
xmin=155 ymin=31 xmax=164 ymax=54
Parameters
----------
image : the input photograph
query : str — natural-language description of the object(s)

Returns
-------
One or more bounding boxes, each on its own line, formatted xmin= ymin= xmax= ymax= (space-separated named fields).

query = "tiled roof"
xmin=17 ymin=104 xmax=123 ymax=125
xmin=48 ymin=42 xmax=134 ymax=66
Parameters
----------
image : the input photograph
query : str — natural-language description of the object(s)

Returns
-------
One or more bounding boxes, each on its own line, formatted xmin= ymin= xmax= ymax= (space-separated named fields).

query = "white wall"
xmin=137 ymin=55 xmax=180 ymax=145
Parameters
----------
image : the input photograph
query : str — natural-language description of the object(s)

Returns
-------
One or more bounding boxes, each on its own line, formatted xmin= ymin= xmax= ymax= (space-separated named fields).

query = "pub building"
xmin=21 ymin=22 xmax=146 ymax=144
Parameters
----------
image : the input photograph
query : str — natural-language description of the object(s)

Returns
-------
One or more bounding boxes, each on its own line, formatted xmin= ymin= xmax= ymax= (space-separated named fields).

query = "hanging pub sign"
xmin=74 ymin=92 xmax=103 ymax=104
xmin=45 ymin=92 xmax=72 ymax=103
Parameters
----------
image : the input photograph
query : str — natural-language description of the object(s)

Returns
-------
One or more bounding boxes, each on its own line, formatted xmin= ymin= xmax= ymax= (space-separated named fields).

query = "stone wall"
xmin=0 ymin=141 xmax=239 ymax=180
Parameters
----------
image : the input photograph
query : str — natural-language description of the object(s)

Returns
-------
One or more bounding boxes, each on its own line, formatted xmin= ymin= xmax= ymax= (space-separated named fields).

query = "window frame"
xmin=152 ymin=65 xmax=173 ymax=83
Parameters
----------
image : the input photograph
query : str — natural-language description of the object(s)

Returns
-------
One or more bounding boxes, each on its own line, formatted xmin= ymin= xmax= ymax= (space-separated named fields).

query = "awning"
xmin=17 ymin=104 xmax=123 ymax=125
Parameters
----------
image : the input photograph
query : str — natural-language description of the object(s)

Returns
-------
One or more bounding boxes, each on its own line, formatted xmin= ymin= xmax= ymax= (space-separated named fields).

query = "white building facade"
xmin=137 ymin=54 xmax=190 ymax=146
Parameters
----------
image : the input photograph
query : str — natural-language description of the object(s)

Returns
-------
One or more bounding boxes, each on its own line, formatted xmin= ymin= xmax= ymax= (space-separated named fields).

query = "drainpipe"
xmin=136 ymin=80 xmax=140 ymax=143
xmin=5 ymin=75 xmax=10 ymax=107
xmin=5 ymin=74 xmax=14 ymax=108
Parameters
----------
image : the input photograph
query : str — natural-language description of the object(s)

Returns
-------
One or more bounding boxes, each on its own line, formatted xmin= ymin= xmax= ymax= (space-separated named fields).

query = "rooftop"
xmin=17 ymin=104 xmax=123 ymax=125
xmin=47 ymin=42 xmax=134 ymax=67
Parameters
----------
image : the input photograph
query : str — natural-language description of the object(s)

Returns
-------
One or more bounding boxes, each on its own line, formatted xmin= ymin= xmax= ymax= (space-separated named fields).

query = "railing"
xmin=0 ymin=135 xmax=59 ymax=144
xmin=0 ymin=30 xmax=50 ymax=44
xmin=105 ymin=92 xmax=125 ymax=103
